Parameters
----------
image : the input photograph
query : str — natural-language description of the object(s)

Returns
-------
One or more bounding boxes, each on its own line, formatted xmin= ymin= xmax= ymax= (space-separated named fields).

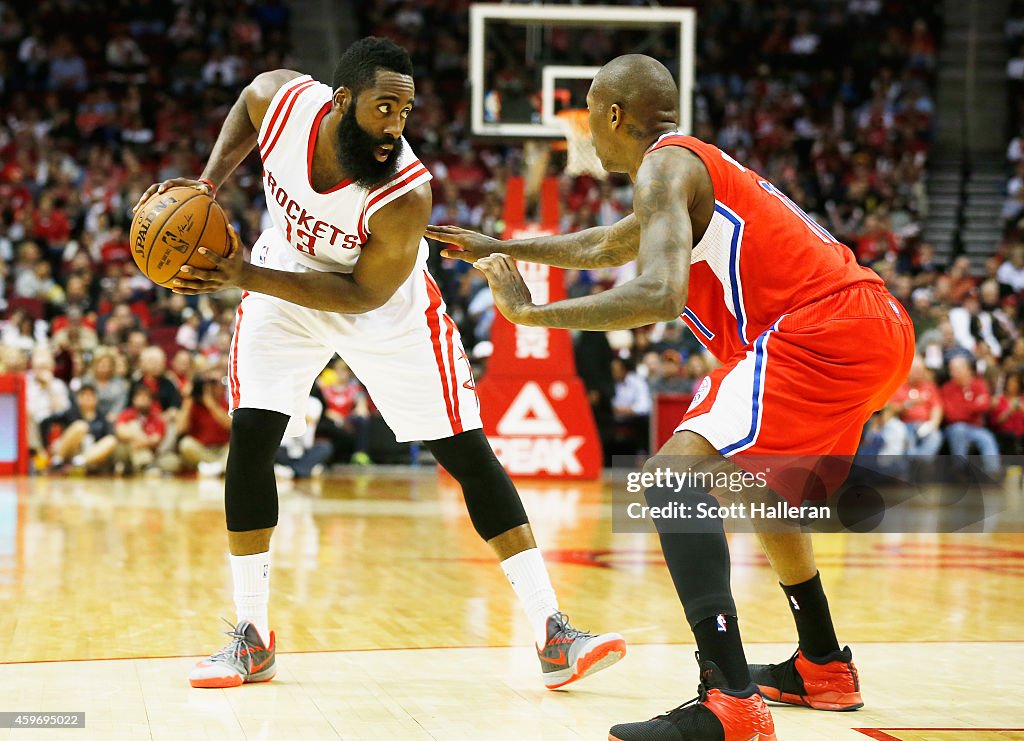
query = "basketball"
xmin=129 ymin=186 xmax=231 ymax=286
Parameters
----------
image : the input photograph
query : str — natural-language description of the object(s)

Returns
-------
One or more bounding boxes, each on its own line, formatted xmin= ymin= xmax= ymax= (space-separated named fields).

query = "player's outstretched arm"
xmin=425 ymin=214 xmax=640 ymax=270
xmin=173 ymin=184 xmax=432 ymax=314
xmin=474 ymin=148 xmax=697 ymax=331
xmin=134 ymin=69 xmax=302 ymax=212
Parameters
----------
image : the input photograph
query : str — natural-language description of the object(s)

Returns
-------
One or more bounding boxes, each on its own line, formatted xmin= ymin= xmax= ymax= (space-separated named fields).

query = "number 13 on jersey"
xmin=285 ymin=221 xmax=317 ymax=255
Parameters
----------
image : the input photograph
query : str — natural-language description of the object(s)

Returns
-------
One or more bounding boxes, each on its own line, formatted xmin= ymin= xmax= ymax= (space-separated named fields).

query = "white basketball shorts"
xmin=227 ymin=237 xmax=481 ymax=442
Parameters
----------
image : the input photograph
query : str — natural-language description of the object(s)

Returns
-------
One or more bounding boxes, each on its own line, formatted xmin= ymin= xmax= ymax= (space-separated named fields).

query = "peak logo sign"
xmin=482 ymin=380 xmax=598 ymax=478
xmin=497 ymin=382 xmax=564 ymax=436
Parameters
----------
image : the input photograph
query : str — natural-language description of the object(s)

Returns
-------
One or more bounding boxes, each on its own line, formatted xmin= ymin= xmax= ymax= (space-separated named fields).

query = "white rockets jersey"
xmin=254 ymin=74 xmax=432 ymax=274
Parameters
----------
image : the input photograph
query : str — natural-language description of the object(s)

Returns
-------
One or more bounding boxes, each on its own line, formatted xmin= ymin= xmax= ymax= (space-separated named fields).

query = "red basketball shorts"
xmin=676 ymin=283 xmax=915 ymax=496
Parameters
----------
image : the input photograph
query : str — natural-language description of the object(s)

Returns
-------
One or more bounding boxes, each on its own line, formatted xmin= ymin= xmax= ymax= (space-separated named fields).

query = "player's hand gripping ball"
xmin=130 ymin=184 xmax=232 ymax=287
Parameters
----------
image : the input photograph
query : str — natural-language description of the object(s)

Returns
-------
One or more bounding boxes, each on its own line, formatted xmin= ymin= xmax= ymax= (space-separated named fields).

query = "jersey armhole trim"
xmin=258 ymin=76 xmax=316 ymax=160
xmin=358 ymin=161 xmax=431 ymax=241
xmin=257 ymin=74 xmax=312 ymax=149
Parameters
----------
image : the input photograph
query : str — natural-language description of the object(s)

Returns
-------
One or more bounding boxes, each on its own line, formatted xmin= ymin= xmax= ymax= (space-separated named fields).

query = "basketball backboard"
xmin=469 ymin=3 xmax=696 ymax=139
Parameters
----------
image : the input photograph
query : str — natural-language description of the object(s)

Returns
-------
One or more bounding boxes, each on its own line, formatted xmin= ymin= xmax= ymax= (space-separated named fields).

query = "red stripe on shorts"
xmin=423 ymin=273 xmax=458 ymax=434
xmin=441 ymin=313 xmax=463 ymax=433
xmin=229 ymin=292 xmax=248 ymax=409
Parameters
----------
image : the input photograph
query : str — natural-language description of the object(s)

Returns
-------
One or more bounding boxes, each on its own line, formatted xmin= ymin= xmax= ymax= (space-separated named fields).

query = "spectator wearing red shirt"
xmin=131 ymin=346 xmax=183 ymax=415
xmin=992 ymin=373 xmax=1024 ymax=455
xmin=888 ymin=354 xmax=944 ymax=457
xmin=855 ymin=212 xmax=899 ymax=264
xmin=444 ymin=148 xmax=487 ymax=192
xmin=172 ymin=369 xmax=232 ymax=475
xmin=99 ymin=225 xmax=133 ymax=265
xmin=947 ymin=257 xmax=979 ymax=304
xmin=941 ymin=356 xmax=1001 ymax=473
xmin=317 ymin=360 xmax=372 ymax=465
xmin=32 ymin=192 xmax=71 ymax=251
xmin=128 ymin=346 xmax=182 ymax=459
xmin=114 ymin=385 xmax=166 ymax=475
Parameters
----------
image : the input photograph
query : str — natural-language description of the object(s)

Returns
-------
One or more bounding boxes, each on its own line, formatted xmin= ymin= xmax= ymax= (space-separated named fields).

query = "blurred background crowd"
xmin=0 ymin=0 xmax=1021 ymax=477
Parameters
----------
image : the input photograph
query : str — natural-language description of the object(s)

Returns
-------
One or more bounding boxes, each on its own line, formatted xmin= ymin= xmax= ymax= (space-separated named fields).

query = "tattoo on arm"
xmin=522 ymin=152 xmax=694 ymax=331
xmin=524 ymin=278 xmax=673 ymax=330
xmin=506 ymin=214 xmax=640 ymax=269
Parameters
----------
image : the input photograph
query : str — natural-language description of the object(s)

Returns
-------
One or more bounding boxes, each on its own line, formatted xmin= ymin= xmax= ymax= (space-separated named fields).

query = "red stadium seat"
xmin=7 ymin=297 xmax=46 ymax=320
xmin=147 ymin=326 xmax=183 ymax=357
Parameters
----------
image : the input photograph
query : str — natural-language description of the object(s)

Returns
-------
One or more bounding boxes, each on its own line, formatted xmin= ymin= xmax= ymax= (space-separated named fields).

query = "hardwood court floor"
xmin=0 ymin=471 xmax=1023 ymax=740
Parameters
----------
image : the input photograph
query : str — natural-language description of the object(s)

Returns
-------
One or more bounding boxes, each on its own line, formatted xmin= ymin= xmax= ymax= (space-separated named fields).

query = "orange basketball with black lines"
xmin=129 ymin=187 xmax=231 ymax=286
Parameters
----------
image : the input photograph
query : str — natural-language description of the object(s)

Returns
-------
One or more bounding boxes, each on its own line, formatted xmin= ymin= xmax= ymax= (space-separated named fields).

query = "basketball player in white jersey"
xmin=135 ymin=37 xmax=625 ymax=690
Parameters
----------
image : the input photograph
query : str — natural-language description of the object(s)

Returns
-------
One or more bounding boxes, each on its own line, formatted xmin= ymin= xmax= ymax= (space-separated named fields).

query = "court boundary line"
xmin=854 ymin=730 xmax=1024 ymax=740
xmin=3 ymin=640 xmax=1024 ymax=666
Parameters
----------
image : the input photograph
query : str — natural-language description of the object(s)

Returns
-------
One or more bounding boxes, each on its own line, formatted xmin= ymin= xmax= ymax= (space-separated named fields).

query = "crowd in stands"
xmin=0 ymin=0 xmax=374 ymax=475
xmin=0 ymin=0 xmax=1021 ymax=476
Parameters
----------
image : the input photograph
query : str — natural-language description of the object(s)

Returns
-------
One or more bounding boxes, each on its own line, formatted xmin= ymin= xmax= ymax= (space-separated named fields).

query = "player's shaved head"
xmin=586 ymin=54 xmax=679 ymax=174
xmin=590 ymin=54 xmax=678 ymax=137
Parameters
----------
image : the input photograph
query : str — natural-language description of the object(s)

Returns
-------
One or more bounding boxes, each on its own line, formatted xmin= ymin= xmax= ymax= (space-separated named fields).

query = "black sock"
xmin=647 ymin=484 xmax=751 ymax=691
xmin=692 ymin=614 xmax=751 ymax=690
xmin=781 ymin=572 xmax=841 ymax=658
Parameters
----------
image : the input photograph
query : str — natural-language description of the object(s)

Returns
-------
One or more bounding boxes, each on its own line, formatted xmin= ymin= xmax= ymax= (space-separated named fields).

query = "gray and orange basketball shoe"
xmin=189 ymin=620 xmax=276 ymax=688
xmin=538 ymin=612 xmax=626 ymax=689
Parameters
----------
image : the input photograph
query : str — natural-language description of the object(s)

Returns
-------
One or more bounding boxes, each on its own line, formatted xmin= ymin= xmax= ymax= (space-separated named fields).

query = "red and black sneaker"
xmin=750 ymin=646 xmax=863 ymax=711
xmin=608 ymin=653 xmax=777 ymax=741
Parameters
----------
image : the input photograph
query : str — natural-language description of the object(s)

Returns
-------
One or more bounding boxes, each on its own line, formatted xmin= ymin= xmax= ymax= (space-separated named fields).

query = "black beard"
xmin=336 ymin=103 xmax=402 ymax=189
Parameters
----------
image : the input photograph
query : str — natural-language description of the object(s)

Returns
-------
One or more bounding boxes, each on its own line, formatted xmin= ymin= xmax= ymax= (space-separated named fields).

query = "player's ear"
xmin=608 ymin=103 xmax=622 ymax=131
xmin=335 ymin=86 xmax=352 ymax=114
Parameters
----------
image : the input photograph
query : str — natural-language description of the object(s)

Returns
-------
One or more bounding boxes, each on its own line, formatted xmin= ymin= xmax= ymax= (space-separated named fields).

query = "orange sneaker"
xmin=750 ymin=646 xmax=863 ymax=711
xmin=609 ymin=654 xmax=777 ymax=741
xmin=538 ymin=612 xmax=626 ymax=689
xmin=189 ymin=620 xmax=276 ymax=689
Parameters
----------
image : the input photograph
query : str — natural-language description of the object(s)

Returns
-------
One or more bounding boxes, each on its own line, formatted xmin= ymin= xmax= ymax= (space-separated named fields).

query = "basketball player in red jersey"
xmin=429 ymin=54 xmax=914 ymax=741
xmin=134 ymin=37 xmax=625 ymax=692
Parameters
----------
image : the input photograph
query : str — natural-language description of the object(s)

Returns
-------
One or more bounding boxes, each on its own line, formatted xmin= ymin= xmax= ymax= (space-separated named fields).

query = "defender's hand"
xmin=425 ymin=224 xmax=502 ymax=264
xmin=134 ymin=178 xmax=213 ymax=214
xmin=171 ymin=227 xmax=244 ymax=295
xmin=473 ymin=253 xmax=534 ymax=324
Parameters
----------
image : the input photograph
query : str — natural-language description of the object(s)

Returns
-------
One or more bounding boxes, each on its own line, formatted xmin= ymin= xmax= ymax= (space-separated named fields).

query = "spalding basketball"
xmin=129 ymin=187 xmax=231 ymax=286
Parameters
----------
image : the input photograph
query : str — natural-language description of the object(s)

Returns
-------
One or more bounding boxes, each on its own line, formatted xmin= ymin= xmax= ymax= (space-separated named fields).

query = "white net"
xmin=557 ymin=109 xmax=606 ymax=179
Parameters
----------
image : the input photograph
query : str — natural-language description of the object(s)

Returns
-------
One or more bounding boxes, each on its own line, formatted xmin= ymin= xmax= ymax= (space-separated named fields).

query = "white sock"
xmin=501 ymin=548 xmax=559 ymax=646
xmin=229 ymin=551 xmax=271 ymax=645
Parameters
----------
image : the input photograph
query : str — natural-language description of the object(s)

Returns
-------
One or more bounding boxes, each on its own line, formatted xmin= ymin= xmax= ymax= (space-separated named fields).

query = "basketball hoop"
xmin=556 ymin=109 xmax=606 ymax=179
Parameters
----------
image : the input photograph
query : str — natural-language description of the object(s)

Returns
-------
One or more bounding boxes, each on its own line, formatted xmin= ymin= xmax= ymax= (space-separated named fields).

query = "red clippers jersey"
xmin=646 ymin=133 xmax=882 ymax=360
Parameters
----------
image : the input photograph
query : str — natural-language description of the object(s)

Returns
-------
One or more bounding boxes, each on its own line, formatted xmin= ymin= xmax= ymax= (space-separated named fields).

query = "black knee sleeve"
xmin=225 ymin=408 xmax=289 ymax=532
xmin=425 ymin=429 xmax=529 ymax=541
xmin=646 ymin=482 xmax=737 ymax=627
